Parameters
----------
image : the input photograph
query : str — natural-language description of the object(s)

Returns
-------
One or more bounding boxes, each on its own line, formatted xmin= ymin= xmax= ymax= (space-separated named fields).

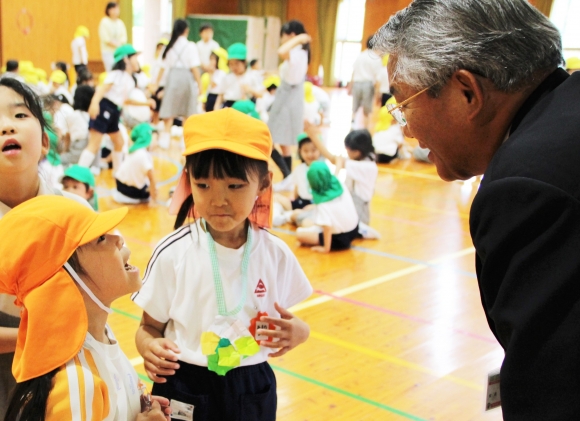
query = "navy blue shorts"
xmin=319 ymin=224 xmax=359 ymax=251
xmin=151 ymin=360 xmax=277 ymax=421
xmin=89 ymin=98 xmax=121 ymax=134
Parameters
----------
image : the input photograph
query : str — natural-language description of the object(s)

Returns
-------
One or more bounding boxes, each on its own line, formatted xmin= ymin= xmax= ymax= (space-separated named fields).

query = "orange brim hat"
xmin=169 ymin=108 xmax=274 ymax=228
xmin=0 ymin=196 xmax=127 ymax=382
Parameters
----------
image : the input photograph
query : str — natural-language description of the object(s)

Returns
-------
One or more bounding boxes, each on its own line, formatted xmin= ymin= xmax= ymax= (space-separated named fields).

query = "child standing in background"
xmin=296 ymin=161 xmax=359 ymax=252
xmin=197 ymin=23 xmax=220 ymax=73
xmin=113 ymin=122 xmax=157 ymax=204
xmin=78 ymin=44 xmax=155 ymax=173
xmin=267 ymin=20 xmax=310 ymax=179
xmin=49 ymin=70 xmax=73 ymax=105
xmin=133 ymin=109 xmax=312 ymax=420
xmin=203 ymin=49 xmax=227 ymax=112
xmin=71 ymin=25 xmax=90 ymax=77
xmin=215 ymin=43 xmax=256 ymax=109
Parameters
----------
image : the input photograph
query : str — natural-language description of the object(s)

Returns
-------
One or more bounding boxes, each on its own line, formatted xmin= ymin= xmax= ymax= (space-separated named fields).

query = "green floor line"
xmin=112 ymin=308 xmax=428 ymax=421
xmin=271 ymin=365 xmax=428 ymax=421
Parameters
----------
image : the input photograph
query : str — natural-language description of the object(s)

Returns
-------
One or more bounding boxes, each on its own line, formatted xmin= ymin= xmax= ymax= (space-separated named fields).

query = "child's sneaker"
xmin=358 ymin=222 xmax=381 ymax=239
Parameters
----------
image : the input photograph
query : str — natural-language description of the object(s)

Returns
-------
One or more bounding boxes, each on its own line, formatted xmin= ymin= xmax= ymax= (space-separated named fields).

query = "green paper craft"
xmin=235 ymin=336 xmax=260 ymax=356
xmin=218 ymin=345 xmax=241 ymax=367
xmin=207 ymin=354 xmax=235 ymax=376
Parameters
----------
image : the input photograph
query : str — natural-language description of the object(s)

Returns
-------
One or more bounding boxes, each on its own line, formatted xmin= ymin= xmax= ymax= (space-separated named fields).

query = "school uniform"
xmin=196 ymin=39 xmax=220 ymax=70
xmin=132 ymin=220 xmax=313 ymax=420
xmin=159 ymin=36 xmax=200 ymax=119
xmin=218 ymin=72 xmax=253 ymax=108
xmin=115 ymin=148 xmax=153 ymax=199
xmin=290 ymin=162 xmax=313 ymax=209
xmin=344 ymin=158 xmax=378 ymax=225
xmin=0 ymin=179 xmax=90 ymax=420
xmin=71 ymin=36 xmax=88 ymax=71
xmin=206 ymin=69 xmax=226 ymax=112
xmin=267 ymin=46 xmax=308 ymax=145
xmin=89 ymin=70 xmax=135 ymax=134
xmin=99 ymin=17 xmax=127 ymax=71
xmin=45 ymin=330 xmax=141 ymax=421
xmin=59 ymin=109 xmax=90 ymax=166
xmin=313 ymin=188 xmax=360 ymax=250
xmin=351 ymin=50 xmax=383 ymax=114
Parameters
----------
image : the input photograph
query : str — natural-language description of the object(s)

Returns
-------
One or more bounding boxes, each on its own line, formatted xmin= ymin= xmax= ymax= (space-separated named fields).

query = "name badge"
xmin=485 ymin=369 xmax=501 ymax=411
xmin=171 ymin=399 xmax=194 ymax=421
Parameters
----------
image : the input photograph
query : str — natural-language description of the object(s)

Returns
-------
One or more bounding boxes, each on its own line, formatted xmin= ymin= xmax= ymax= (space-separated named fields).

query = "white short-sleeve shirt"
xmin=352 ymin=49 xmax=383 ymax=83
xmin=71 ymin=36 xmax=88 ymax=65
xmin=103 ymin=70 xmax=136 ymax=108
xmin=196 ymin=39 xmax=220 ymax=67
xmin=115 ymin=148 xmax=153 ymax=189
xmin=313 ymin=188 xmax=359 ymax=234
xmin=132 ymin=220 xmax=313 ymax=367
xmin=162 ymin=36 xmax=201 ymax=70
xmin=218 ymin=73 xmax=251 ymax=101
xmin=345 ymin=159 xmax=378 ymax=203
xmin=373 ymin=125 xmax=404 ymax=157
xmin=291 ymin=162 xmax=313 ymax=200
xmin=208 ymin=69 xmax=226 ymax=95
xmin=280 ymin=46 xmax=308 ymax=85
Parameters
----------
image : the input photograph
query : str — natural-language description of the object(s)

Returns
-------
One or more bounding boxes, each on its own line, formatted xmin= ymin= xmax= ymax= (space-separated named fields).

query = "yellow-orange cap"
xmin=183 ymin=108 xmax=273 ymax=161
xmin=0 ymin=196 xmax=127 ymax=382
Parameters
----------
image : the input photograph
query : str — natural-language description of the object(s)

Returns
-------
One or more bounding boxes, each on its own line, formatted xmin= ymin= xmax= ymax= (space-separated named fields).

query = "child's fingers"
xmin=144 ymin=360 xmax=176 ymax=376
xmin=260 ymin=339 xmax=289 ymax=349
xmin=146 ymin=352 xmax=180 ymax=371
xmin=145 ymin=368 xmax=167 ymax=383
xmin=159 ymin=338 xmax=181 ymax=354
xmin=256 ymin=328 xmax=288 ymax=339
xmin=151 ymin=343 xmax=180 ymax=362
xmin=268 ymin=347 xmax=289 ymax=357
xmin=273 ymin=302 xmax=294 ymax=319
xmin=259 ymin=316 xmax=291 ymax=328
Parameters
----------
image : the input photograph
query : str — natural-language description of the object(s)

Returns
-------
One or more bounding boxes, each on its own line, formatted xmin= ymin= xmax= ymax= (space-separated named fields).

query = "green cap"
xmin=296 ymin=132 xmax=309 ymax=144
xmin=227 ymin=43 xmax=247 ymax=61
xmin=63 ymin=165 xmax=96 ymax=187
xmin=114 ymin=44 xmax=137 ymax=64
xmin=307 ymin=161 xmax=344 ymax=204
xmin=232 ymin=100 xmax=259 ymax=119
xmin=129 ymin=123 xmax=153 ymax=153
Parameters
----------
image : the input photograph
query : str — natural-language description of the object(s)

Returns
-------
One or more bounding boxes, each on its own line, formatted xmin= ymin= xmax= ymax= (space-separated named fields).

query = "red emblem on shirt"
xmin=254 ymin=280 xmax=267 ymax=297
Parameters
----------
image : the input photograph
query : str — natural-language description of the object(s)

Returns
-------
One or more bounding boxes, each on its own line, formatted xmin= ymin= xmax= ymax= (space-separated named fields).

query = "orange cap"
xmin=170 ymin=108 xmax=274 ymax=228
xmin=0 ymin=196 xmax=127 ymax=382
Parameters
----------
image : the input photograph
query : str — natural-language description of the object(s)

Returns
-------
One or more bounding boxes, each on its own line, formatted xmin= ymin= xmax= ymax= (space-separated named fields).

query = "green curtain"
xmin=119 ymin=0 xmax=133 ymax=43
xmin=173 ymin=0 xmax=188 ymax=20
xmin=318 ymin=0 xmax=339 ymax=86
xmin=239 ymin=0 xmax=287 ymax=22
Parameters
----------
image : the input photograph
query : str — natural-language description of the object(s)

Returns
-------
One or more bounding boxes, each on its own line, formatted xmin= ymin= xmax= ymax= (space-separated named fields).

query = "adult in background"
xmin=372 ymin=0 xmax=579 ymax=419
xmin=99 ymin=2 xmax=127 ymax=72
xmin=153 ymin=19 xmax=202 ymax=149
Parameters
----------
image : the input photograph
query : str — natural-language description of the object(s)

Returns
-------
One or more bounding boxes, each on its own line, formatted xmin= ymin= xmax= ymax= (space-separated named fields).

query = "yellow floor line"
xmin=377 ymin=167 xmax=445 ymax=181
xmin=310 ymin=331 xmax=483 ymax=391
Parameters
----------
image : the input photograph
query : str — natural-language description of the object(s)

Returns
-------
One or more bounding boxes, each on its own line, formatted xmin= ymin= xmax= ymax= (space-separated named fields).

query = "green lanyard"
xmin=205 ymin=221 xmax=253 ymax=317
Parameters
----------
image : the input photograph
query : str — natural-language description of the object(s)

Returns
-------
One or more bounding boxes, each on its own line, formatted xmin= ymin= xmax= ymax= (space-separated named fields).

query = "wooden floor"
xmin=101 ymin=89 xmax=504 ymax=421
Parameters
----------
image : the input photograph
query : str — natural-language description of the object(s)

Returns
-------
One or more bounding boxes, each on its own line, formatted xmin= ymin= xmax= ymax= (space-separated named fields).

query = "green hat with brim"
xmin=232 ymin=100 xmax=259 ymax=119
xmin=62 ymin=165 xmax=96 ymax=188
xmin=129 ymin=122 xmax=153 ymax=153
xmin=296 ymin=132 xmax=310 ymax=144
xmin=114 ymin=44 xmax=138 ymax=64
xmin=227 ymin=43 xmax=247 ymax=61
xmin=307 ymin=161 xmax=344 ymax=204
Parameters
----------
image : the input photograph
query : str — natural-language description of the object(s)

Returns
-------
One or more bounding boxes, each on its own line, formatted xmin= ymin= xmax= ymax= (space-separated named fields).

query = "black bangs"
xmin=186 ymin=149 xmax=268 ymax=182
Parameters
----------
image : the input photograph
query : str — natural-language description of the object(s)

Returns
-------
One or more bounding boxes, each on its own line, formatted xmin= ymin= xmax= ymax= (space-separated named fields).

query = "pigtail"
xmin=5 ymin=368 xmax=58 ymax=421
xmin=174 ymin=193 xmax=194 ymax=230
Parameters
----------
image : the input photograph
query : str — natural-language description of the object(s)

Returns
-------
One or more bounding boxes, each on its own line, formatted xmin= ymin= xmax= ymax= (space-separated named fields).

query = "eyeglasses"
xmin=387 ymin=86 xmax=432 ymax=126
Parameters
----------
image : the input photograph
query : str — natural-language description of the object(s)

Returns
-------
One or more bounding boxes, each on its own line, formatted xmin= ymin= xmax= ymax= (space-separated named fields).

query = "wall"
xmin=287 ymin=0 xmax=320 ymax=76
xmin=362 ymin=0 xmax=411 ymax=45
xmin=186 ymin=0 xmax=239 ymax=15
xmin=0 ymin=0 xmax=114 ymax=73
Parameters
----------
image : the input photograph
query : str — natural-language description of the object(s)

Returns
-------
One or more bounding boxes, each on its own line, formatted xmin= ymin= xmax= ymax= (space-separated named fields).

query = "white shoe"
xmin=112 ymin=190 xmax=142 ymax=204
xmin=159 ymin=132 xmax=171 ymax=150
xmin=358 ymin=222 xmax=381 ymax=239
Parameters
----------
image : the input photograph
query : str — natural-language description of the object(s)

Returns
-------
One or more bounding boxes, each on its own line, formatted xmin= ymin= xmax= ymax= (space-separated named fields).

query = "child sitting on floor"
xmin=296 ymin=161 xmax=359 ymax=252
xmin=113 ymin=122 xmax=157 ymax=204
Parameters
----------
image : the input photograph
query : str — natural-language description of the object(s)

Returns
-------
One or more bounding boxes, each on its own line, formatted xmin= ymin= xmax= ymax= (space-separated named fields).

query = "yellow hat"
xmin=159 ymin=37 xmax=169 ymax=46
xmin=170 ymin=108 xmax=273 ymax=227
xmin=50 ymin=70 xmax=67 ymax=85
xmin=566 ymin=57 xmax=580 ymax=71
xmin=200 ymin=72 xmax=211 ymax=97
xmin=375 ymin=103 xmax=395 ymax=132
xmin=304 ymin=81 xmax=315 ymax=103
xmin=212 ymin=47 xmax=229 ymax=73
xmin=0 ymin=196 xmax=127 ymax=382
xmin=74 ymin=25 xmax=90 ymax=38
xmin=98 ymin=71 xmax=108 ymax=85
xmin=263 ymin=75 xmax=280 ymax=88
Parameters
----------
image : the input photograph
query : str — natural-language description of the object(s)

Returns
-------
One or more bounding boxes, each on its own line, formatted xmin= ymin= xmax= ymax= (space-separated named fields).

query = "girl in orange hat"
xmin=0 ymin=77 xmax=96 ymax=418
xmin=133 ymin=108 xmax=312 ymax=420
xmin=0 ymin=196 xmax=170 ymax=421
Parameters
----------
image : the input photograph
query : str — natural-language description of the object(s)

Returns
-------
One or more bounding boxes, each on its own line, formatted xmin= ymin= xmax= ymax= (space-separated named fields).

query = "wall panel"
xmin=362 ymin=0 xmax=411 ymax=46
xmin=186 ymin=0 xmax=240 ymax=15
xmin=287 ymin=0 xmax=320 ymax=76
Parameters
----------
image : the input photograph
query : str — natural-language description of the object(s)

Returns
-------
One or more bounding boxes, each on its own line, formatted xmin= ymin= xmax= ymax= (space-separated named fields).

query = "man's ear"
xmin=450 ymin=69 xmax=485 ymax=120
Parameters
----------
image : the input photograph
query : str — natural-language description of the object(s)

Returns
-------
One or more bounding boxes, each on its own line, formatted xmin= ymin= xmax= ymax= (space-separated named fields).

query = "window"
xmin=333 ymin=0 xmax=366 ymax=86
xmin=550 ymin=0 xmax=580 ymax=60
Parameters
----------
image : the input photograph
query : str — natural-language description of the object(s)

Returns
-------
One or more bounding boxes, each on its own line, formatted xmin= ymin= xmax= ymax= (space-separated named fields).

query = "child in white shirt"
xmin=196 ymin=23 xmax=220 ymax=73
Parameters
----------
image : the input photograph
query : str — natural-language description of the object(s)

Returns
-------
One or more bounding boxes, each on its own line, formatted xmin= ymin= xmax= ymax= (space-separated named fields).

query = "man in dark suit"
xmin=372 ymin=0 xmax=579 ymax=419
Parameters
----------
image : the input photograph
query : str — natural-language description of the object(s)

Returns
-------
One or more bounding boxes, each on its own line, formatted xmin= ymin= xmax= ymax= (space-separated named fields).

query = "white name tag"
xmin=170 ymin=399 xmax=194 ymax=421
xmin=485 ymin=369 xmax=501 ymax=411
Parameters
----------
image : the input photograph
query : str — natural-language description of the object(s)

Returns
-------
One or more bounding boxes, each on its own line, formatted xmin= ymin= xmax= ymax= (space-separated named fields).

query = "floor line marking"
xmin=310 ymin=331 xmax=483 ymax=391
xmin=314 ymin=290 xmax=496 ymax=344
xmin=289 ymin=247 xmax=475 ymax=313
xmin=377 ymin=166 xmax=445 ymax=181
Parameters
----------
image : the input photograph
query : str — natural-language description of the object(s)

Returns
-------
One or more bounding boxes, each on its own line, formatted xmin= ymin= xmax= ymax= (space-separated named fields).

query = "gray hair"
xmin=371 ymin=0 xmax=563 ymax=95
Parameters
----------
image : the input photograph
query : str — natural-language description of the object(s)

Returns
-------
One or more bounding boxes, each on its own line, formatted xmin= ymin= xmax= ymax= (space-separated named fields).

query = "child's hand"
xmin=150 ymin=396 xmax=172 ymax=421
xmin=136 ymin=400 xmax=168 ymax=421
xmin=257 ymin=302 xmax=310 ymax=357
xmin=148 ymin=99 xmax=157 ymax=109
xmin=89 ymin=103 xmax=100 ymax=120
xmin=142 ymin=338 xmax=181 ymax=383
xmin=310 ymin=245 xmax=329 ymax=253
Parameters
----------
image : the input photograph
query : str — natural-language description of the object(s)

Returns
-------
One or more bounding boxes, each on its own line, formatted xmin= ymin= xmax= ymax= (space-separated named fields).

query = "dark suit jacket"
xmin=470 ymin=68 xmax=580 ymax=420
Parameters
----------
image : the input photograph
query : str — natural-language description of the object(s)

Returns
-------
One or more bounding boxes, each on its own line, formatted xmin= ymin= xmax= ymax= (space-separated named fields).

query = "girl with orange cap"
xmin=0 ymin=77 xmax=94 ymax=418
xmin=0 ymin=195 xmax=171 ymax=421
xmin=133 ymin=108 xmax=313 ymax=420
